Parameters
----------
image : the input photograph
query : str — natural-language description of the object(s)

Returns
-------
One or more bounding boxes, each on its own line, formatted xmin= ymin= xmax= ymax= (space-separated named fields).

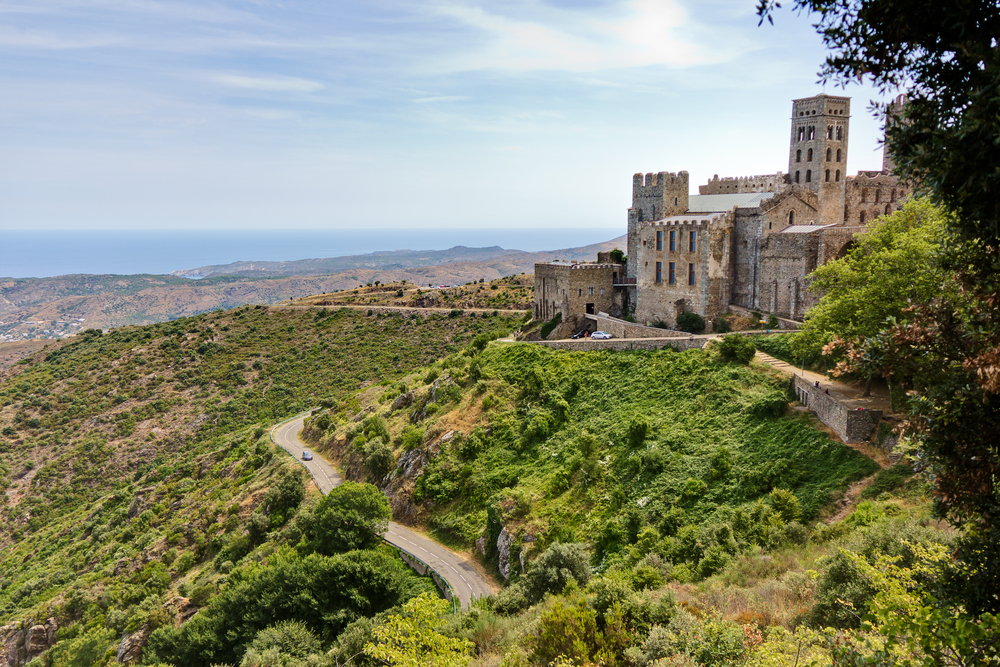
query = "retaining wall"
xmin=727 ymin=304 xmax=803 ymax=330
xmin=398 ymin=550 xmax=456 ymax=610
xmin=585 ymin=312 xmax=686 ymax=339
xmin=793 ymin=375 xmax=882 ymax=442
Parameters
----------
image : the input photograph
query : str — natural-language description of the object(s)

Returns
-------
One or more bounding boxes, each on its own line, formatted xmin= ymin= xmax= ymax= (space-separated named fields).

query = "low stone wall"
xmin=727 ymin=304 xmax=803 ymax=331
xmin=532 ymin=330 xmax=786 ymax=353
xmin=793 ymin=375 xmax=882 ymax=443
xmin=585 ymin=313 xmax=686 ymax=339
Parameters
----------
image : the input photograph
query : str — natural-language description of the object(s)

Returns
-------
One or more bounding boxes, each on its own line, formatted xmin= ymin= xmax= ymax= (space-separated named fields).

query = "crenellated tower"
xmin=627 ymin=171 xmax=688 ymax=278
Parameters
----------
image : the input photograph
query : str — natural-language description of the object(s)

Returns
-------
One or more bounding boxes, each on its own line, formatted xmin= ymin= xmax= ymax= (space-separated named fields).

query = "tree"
xmin=364 ymin=593 xmax=473 ymax=667
xmin=312 ymin=481 xmax=391 ymax=554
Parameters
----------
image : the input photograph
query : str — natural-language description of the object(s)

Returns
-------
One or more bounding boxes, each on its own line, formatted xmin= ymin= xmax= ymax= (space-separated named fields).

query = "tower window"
xmin=827 ymin=126 xmax=833 ymax=139
xmin=826 ymin=148 xmax=832 ymax=161
xmin=668 ymin=262 xmax=675 ymax=284
xmin=688 ymin=263 xmax=696 ymax=285
xmin=788 ymin=210 xmax=794 ymax=225
xmin=825 ymin=169 xmax=830 ymax=182
xmin=836 ymin=170 xmax=841 ymax=181
xmin=689 ymin=231 xmax=696 ymax=252
xmin=669 ymin=230 xmax=676 ymax=252
xmin=861 ymin=189 xmax=867 ymax=203
xmin=656 ymin=230 xmax=662 ymax=251
xmin=837 ymin=127 xmax=843 ymax=140
xmin=808 ymin=126 xmax=815 ymax=140
xmin=807 ymin=148 xmax=813 ymax=161
xmin=795 ymin=171 xmax=800 ymax=183
xmin=656 ymin=262 xmax=662 ymax=283
xmin=796 ymin=149 xmax=801 ymax=163
xmin=805 ymin=170 xmax=812 ymax=183
xmin=837 ymin=148 xmax=842 ymax=162
xmin=797 ymin=127 xmax=805 ymax=141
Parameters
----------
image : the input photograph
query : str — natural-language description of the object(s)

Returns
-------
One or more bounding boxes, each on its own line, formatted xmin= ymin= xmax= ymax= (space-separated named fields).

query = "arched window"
xmin=885 ymin=204 xmax=892 ymax=215
xmin=807 ymin=148 xmax=813 ymax=161
xmin=797 ymin=127 xmax=805 ymax=141
xmin=875 ymin=190 xmax=881 ymax=203
xmin=788 ymin=211 xmax=794 ymax=225
xmin=674 ymin=197 xmax=678 ymax=206
xmin=860 ymin=211 xmax=867 ymax=224
xmin=808 ymin=126 xmax=815 ymax=140
xmin=827 ymin=126 xmax=833 ymax=139
xmin=795 ymin=171 xmax=800 ymax=183
xmin=837 ymin=148 xmax=842 ymax=162
xmin=836 ymin=127 xmax=843 ymax=140
xmin=825 ymin=169 xmax=830 ymax=182
xmin=835 ymin=170 xmax=841 ymax=181
xmin=796 ymin=149 xmax=802 ymax=163
xmin=805 ymin=170 xmax=812 ymax=183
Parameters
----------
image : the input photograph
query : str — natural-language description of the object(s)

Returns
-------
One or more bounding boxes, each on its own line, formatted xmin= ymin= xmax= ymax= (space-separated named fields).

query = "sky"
xmin=0 ymin=0 xmax=900 ymax=231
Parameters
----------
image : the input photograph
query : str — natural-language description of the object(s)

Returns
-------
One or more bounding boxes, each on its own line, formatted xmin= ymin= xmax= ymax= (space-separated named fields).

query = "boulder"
xmin=497 ymin=526 xmax=514 ymax=580
xmin=116 ymin=626 xmax=148 ymax=665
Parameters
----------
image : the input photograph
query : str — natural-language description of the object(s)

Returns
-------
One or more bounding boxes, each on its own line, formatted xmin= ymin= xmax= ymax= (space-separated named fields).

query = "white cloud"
xmin=212 ymin=74 xmax=324 ymax=92
xmin=423 ymin=0 xmax=722 ymax=72
xmin=413 ymin=95 xmax=470 ymax=103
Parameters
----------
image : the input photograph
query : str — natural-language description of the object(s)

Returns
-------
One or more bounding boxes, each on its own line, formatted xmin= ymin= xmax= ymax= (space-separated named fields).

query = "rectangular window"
xmin=668 ymin=262 xmax=675 ymax=285
xmin=589 ymin=287 xmax=594 ymax=296
xmin=669 ymin=230 xmax=676 ymax=252
xmin=578 ymin=288 xmax=582 ymax=297
xmin=689 ymin=231 xmax=696 ymax=252
xmin=656 ymin=230 xmax=662 ymax=251
xmin=655 ymin=261 xmax=662 ymax=283
xmin=688 ymin=263 xmax=696 ymax=285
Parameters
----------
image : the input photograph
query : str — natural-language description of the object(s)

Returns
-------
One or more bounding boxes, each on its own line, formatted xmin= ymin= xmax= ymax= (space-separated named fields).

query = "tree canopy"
xmin=312 ymin=481 xmax=392 ymax=555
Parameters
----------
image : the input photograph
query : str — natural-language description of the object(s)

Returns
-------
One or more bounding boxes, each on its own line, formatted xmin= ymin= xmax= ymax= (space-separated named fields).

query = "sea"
xmin=0 ymin=228 xmax=621 ymax=279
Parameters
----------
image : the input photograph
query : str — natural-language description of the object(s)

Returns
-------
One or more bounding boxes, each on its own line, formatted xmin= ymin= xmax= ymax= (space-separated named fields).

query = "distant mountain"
xmin=170 ymin=245 xmax=528 ymax=279
xmin=0 ymin=236 xmax=625 ymax=342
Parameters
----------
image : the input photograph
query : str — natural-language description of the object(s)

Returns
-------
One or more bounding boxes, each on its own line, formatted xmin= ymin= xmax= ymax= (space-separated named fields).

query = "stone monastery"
xmin=534 ymin=93 xmax=908 ymax=332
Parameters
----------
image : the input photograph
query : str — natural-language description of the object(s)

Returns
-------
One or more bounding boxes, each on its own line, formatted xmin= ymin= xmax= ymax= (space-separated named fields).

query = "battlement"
xmin=632 ymin=171 xmax=688 ymax=195
xmin=536 ymin=262 xmax=621 ymax=270
xmin=699 ymin=172 xmax=785 ymax=194
xmin=642 ymin=212 xmax=729 ymax=228
xmin=631 ymin=170 xmax=689 ymax=222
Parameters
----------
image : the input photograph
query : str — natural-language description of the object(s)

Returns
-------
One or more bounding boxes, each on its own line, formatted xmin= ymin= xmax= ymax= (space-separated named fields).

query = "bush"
xmin=449 ymin=309 xmax=464 ymax=318
xmin=714 ymin=334 xmax=756 ymax=364
xmin=676 ymin=312 xmax=705 ymax=334
xmin=539 ymin=313 xmax=562 ymax=339
xmin=362 ymin=437 xmax=394 ymax=480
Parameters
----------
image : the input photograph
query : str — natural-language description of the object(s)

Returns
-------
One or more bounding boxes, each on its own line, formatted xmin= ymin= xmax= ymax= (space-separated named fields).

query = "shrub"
xmin=714 ymin=334 xmax=756 ymax=365
xmin=362 ymin=437 xmax=394 ymax=480
xmin=449 ymin=309 xmax=464 ymax=318
xmin=539 ymin=313 xmax=562 ymax=339
xmin=311 ymin=482 xmax=391 ymax=554
xmin=676 ymin=312 xmax=705 ymax=334
xmin=650 ymin=319 xmax=670 ymax=329
xmin=714 ymin=317 xmax=732 ymax=333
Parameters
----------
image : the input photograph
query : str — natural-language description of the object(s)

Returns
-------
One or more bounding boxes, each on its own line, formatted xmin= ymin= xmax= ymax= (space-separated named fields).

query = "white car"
xmin=302 ymin=450 xmax=313 ymax=461
xmin=591 ymin=331 xmax=613 ymax=340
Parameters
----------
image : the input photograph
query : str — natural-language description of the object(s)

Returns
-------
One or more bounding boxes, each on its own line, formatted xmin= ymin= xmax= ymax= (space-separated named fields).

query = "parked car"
xmin=302 ymin=450 xmax=313 ymax=461
xmin=591 ymin=331 xmax=613 ymax=339
xmin=571 ymin=330 xmax=588 ymax=339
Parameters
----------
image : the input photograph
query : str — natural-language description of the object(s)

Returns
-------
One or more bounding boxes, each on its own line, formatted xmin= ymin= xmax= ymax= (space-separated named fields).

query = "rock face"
xmin=382 ymin=441 xmax=442 ymax=523
xmin=0 ymin=617 xmax=58 ymax=667
xmin=497 ymin=526 xmax=514 ymax=580
xmin=390 ymin=391 xmax=414 ymax=412
xmin=116 ymin=626 xmax=148 ymax=665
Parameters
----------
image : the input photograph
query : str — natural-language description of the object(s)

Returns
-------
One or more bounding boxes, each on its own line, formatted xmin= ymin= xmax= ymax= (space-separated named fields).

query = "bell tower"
xmin=788 ymin=94 xmax=850 ymax=225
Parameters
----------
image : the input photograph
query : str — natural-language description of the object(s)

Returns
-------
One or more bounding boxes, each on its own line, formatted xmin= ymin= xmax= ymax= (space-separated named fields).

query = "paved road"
xmin=270 ymin=415 xmax=493 ymax=609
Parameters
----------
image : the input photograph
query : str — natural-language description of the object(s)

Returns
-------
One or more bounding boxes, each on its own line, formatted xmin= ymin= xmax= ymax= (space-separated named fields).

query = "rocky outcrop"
xmin=0 ymin=617 xmax=57 ymax=667
xmin=390 ymin=391 xmax=414 ymax=412
xmin=497 ymin=526 xmax=514 ymax=580
xmin=116 ymin=626 xmax=148 ymax=665
xmin=382 ymin=440 xmax=442 ymax=523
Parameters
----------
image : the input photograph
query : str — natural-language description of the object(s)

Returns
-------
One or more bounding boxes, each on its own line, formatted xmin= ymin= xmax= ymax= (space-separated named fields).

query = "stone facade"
xmin=533 ymin=262 xmax=624 ymax=328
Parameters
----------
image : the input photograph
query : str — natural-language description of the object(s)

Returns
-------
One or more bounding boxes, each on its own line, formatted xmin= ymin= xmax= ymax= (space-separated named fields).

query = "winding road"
xmin=270 ymin=415 xmax=494 ymax=609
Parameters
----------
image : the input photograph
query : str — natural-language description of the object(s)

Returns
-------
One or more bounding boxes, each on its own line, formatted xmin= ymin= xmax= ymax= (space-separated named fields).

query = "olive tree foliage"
xmin=363 ymin=593 xmax=474 ymax=667
xmin=312 ymin=481 xmax=391 ymax=555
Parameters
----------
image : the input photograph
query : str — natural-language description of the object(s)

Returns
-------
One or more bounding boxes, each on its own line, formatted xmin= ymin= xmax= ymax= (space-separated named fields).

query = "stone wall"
xmin=793 ymin=375 xmax=883 ymax=443
xmin=530 ymin=330 xmax=785 ymax=353
xmin=844 ymin=171 xmax=907 ymax=225
xmin=533 ymin=262 xmax=622 ymax=323
xmin=584 ymin=312 xmax=686 ymax=338
xmin=632 ymin=211 xmax=733 ymax=329
xmin=699 ymin=172 xmax=786 ymax=194
xmin=758 ymin=229 xmax=822 ymax=320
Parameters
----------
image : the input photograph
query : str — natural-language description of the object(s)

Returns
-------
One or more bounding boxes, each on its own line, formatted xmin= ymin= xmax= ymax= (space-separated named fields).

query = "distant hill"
xmin=0 ymin=236 xmax=625 ymax=340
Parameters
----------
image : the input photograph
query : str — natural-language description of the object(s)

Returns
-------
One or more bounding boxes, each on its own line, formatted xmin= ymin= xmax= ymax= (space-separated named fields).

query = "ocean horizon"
xmin=0 ymin=227 xmax=621 ymax=280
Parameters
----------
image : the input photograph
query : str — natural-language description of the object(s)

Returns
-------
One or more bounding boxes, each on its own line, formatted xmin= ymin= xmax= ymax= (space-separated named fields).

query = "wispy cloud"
xmin=212 ymin=74 xmax=324 ymax=92
xmin=413 ymin=95 xmax=470 ymax=103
